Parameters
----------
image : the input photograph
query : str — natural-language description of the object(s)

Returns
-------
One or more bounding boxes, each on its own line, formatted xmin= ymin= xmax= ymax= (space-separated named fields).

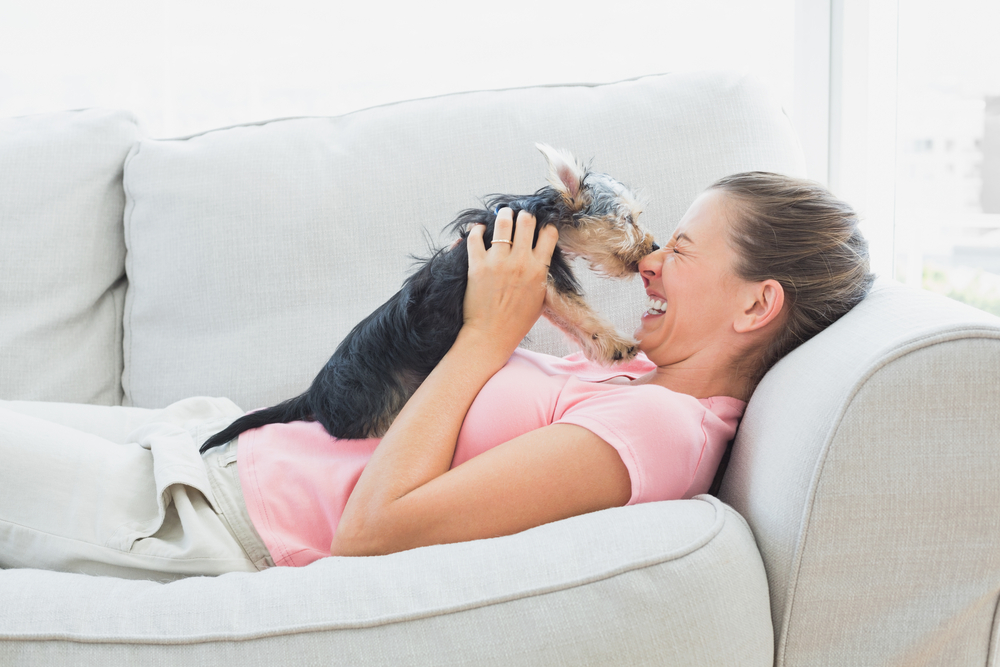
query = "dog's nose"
xmin=650 ymin=242 xmax=660 ymax=252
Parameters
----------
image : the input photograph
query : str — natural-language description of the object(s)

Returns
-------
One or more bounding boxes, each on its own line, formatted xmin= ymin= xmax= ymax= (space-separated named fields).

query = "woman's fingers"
xmin=492 ymin=207 xmax=514 ymax=248
xmin=511 ymin=210 xmax=536 ymax=253
xmin=534 ymin=222 xmax=559 ymax=263
xmin=475 ymin=209 xmax=556 ymax=271
xmin=467 ymin=222 xmax=487 ymax=263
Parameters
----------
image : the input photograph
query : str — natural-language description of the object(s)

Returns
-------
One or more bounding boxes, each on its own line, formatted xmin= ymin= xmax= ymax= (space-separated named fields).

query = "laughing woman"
xmin=0 ymin=172 xmax=873 ymax=577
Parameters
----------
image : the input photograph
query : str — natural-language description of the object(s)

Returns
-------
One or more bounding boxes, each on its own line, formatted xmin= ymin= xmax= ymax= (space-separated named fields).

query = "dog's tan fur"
xmin=533 ymin=144 xmax=653 ymax=363
xmin=542 ymin=278 xmax=639 ymax=365
xmin=557 ymin=216 xmax=653 ymax=278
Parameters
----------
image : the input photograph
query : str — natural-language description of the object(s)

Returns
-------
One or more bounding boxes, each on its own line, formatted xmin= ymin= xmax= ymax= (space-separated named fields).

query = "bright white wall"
xmin=0 ymin=0 xmax=795 ymax=139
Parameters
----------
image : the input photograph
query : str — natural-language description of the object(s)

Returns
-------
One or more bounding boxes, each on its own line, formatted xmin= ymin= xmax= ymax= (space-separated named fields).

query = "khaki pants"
xmin=0 ymin=397 xmax=273 ymax=581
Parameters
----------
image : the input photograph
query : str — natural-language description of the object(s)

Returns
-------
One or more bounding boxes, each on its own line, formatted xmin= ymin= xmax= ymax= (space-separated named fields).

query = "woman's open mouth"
xmin=645 ymin=296 xmax=667 ymax=316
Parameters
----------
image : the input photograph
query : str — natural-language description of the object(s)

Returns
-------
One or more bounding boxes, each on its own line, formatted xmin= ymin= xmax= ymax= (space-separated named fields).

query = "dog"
xmin=200 ymin=144 xmax=657 ymax=451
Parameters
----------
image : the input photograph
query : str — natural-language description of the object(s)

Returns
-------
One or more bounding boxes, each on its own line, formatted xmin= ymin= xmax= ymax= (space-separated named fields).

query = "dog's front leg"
xmin=541 ymin=278 xmax=638 ymax=365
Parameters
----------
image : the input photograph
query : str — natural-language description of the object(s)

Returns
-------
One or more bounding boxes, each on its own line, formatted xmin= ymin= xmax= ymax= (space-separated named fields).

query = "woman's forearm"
xmin=331 ymin=326 xmax=510 ymax=555
xmin=331 ymin=209 xmax=557 ymax=557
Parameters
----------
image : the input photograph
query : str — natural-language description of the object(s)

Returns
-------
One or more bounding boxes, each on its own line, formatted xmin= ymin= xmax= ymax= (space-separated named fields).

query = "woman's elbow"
xmin=331 ymin=497 xmax=430 ymax=556
xmin=330 ymin=520 xmax=381 ymax=557
xmin=330 ymin=512 xmax=406 ymax=557
xmin=329 ymin=537 xmax=368 ymax=557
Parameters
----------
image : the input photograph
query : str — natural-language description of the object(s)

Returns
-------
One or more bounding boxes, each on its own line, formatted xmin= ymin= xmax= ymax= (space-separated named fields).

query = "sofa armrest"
xmin=721 ymin=279 xmax=1000 ymax=666
xmin=0 ymin=495 xmax=771 ymax=666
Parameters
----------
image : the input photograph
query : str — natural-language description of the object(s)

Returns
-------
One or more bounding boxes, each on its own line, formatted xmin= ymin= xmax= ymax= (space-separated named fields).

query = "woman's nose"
xmin=638 ymin=249 xmax=663 ymax=279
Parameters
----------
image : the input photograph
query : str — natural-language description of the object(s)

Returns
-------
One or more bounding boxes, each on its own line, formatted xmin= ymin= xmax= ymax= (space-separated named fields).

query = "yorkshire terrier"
xmin=201 ymin=144 xmax=657 ymax=450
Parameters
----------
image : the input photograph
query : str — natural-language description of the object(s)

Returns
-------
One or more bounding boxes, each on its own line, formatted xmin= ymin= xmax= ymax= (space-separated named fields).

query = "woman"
xmin=0 ymin=172 xmax=873 ymax=577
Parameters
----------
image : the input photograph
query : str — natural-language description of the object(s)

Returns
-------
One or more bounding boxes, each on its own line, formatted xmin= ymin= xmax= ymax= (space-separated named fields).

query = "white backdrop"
xmin=0 ymin=0 xmax=795 ymax=138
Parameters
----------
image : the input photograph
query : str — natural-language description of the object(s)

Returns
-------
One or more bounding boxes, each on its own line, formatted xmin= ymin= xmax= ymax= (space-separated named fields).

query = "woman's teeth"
xmin=646 ymin=297 xmax=667 ymax=315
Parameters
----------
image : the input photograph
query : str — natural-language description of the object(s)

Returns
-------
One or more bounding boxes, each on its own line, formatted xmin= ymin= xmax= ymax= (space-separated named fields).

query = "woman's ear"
xmin=734 ymin=279 xmax=785 ymax=333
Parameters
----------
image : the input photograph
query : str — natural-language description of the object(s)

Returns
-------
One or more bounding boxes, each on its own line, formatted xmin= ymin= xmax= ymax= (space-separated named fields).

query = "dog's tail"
xmin=199 ymin=394 xmax=313 ymax=453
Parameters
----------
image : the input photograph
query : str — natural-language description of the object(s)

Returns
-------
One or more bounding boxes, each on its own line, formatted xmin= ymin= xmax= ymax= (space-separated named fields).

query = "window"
xmin=893 ymin=0 xmax=1000 ymax=315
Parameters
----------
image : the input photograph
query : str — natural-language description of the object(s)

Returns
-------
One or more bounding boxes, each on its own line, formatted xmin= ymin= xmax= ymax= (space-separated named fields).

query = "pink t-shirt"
xmin=237 ymin=349 xmax=745 ymax=567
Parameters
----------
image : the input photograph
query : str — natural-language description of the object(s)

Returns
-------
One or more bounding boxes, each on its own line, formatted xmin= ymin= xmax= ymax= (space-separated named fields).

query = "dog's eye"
xmin=625 ymin=214 xmax=634 ymax=225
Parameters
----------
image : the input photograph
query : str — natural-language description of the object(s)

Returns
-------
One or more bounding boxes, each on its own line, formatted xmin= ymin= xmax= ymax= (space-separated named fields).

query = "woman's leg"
xmin=0 ymin=397 xmax=266 ymax=580
xmin=0 ymin=400 xmax=154 ymax=444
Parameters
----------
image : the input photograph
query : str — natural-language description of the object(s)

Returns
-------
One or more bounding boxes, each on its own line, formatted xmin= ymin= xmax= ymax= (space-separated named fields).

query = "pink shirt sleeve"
xmin=552 ymin=381 xmax=742 ymax=504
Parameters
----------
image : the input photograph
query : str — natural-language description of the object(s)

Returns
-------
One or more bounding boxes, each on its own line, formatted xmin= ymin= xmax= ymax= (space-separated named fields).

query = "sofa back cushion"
xmin=0 ymin=109 xmax=139 ymax=404
xmin=121 ymin=71 xmax=805 ymax=409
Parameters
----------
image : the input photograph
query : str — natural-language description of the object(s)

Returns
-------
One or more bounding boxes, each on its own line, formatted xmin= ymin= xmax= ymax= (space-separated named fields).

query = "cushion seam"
xmin=152 ymin=73 xmax=680 ymax=142
xmin=121 ymin=140 xmax=141 ymax=407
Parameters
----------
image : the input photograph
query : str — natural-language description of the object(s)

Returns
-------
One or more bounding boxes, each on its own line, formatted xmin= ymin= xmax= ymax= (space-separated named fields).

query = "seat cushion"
xmin=0 ymin=109 xmax=140 ymax=404
xmin=0 ymin=495 xmax=773 ymax=666
xmin=120 ymin=71 xmax=805 ymax=409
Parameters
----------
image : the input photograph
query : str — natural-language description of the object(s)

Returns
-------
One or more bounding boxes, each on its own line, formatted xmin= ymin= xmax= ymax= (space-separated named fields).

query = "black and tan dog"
xmin=201 ymin=144 xmax=657 ymax=450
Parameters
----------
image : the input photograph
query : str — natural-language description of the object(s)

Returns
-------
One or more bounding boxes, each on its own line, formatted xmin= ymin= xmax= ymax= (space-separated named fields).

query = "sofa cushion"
xmin=121 ymin=71 xmax=805 ymax=409
xmin=0 ymin=495 xmax=773 ymax=666
xmin=0 ymin=109 xmax=140 ymax=404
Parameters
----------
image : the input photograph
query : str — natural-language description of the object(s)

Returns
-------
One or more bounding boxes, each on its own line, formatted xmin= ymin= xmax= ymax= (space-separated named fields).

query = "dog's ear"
xmin=536 ymin=143 xmax=588 ymax=210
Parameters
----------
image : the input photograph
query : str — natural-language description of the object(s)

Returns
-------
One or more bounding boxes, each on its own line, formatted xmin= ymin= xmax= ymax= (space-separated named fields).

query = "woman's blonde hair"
xmin=710 ymin=172 xmax=875 ymax=390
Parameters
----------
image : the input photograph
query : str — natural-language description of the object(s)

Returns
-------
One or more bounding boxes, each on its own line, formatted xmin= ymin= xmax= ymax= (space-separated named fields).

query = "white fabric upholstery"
xmin=12 ymin=71 xmax=1000 ymax=665
xmin=0 ymin=109 xmax=139 ymax=404
xmin=0 ymin=495 xmax=773 ymax=666
xmin=720 ymin=279 xmax=1000 ymax=666
xmin=0 ymin=73 xmax=794 ymax=664
xmin=120 ymin=71 xmax=805 ymax=409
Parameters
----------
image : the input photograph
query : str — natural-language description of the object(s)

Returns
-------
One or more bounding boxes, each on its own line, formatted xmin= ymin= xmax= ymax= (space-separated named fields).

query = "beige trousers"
xmin=0 ymin=397 xmax=274 ymax=581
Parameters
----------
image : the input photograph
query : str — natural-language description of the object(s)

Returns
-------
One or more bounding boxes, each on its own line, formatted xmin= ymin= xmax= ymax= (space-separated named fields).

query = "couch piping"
xmin=152 ymin=72 xmax=721 ymax=142
xmin=120 ymin=141 xmax=141 ymax=407
xmin=986 ymin=590 xmax=1000 ymax=666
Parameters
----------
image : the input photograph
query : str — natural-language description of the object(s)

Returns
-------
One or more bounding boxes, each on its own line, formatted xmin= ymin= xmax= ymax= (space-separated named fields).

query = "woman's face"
xmin=634 ymin=189 xmax=747 ymax=367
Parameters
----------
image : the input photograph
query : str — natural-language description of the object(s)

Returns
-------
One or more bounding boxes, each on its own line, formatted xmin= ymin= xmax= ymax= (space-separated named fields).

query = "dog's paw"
xmin=581 ymin=330 xmax=639 ymax=366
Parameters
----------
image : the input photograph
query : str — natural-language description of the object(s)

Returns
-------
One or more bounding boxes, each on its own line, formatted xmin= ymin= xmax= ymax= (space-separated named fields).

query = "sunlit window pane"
xmin=894 ymin=0 xmax=1000 ymax=316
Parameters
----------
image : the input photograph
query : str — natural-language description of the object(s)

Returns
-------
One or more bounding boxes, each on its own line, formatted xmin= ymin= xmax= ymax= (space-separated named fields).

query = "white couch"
xmin=2 ymin=72 xmax=999 ymax=666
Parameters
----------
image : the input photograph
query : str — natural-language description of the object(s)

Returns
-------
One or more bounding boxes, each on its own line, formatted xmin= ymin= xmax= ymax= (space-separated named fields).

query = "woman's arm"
xmin=331 ymin=209 xmax=631 ymax=557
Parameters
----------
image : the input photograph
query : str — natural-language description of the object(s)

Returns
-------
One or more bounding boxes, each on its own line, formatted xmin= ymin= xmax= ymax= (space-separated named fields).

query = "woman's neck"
xmin=633 ymin=363 xmax=750 ymax=401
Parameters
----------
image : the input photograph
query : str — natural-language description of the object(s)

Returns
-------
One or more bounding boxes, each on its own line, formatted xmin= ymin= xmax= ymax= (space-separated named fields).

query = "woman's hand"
xmin=462 ymin=208 xmax=559 ymax=358
xmin=332 ymin=209 xmax=563 ymax=558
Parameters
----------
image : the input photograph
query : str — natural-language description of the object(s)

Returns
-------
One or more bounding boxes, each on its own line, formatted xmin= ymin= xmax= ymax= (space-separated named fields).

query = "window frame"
xmin=792 ymin=0 xmax=899 ymax=279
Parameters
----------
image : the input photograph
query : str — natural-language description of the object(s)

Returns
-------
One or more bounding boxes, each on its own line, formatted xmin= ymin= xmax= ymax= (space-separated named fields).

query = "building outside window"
xmin=893 ymin=0 xmax=1000 ymax=316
